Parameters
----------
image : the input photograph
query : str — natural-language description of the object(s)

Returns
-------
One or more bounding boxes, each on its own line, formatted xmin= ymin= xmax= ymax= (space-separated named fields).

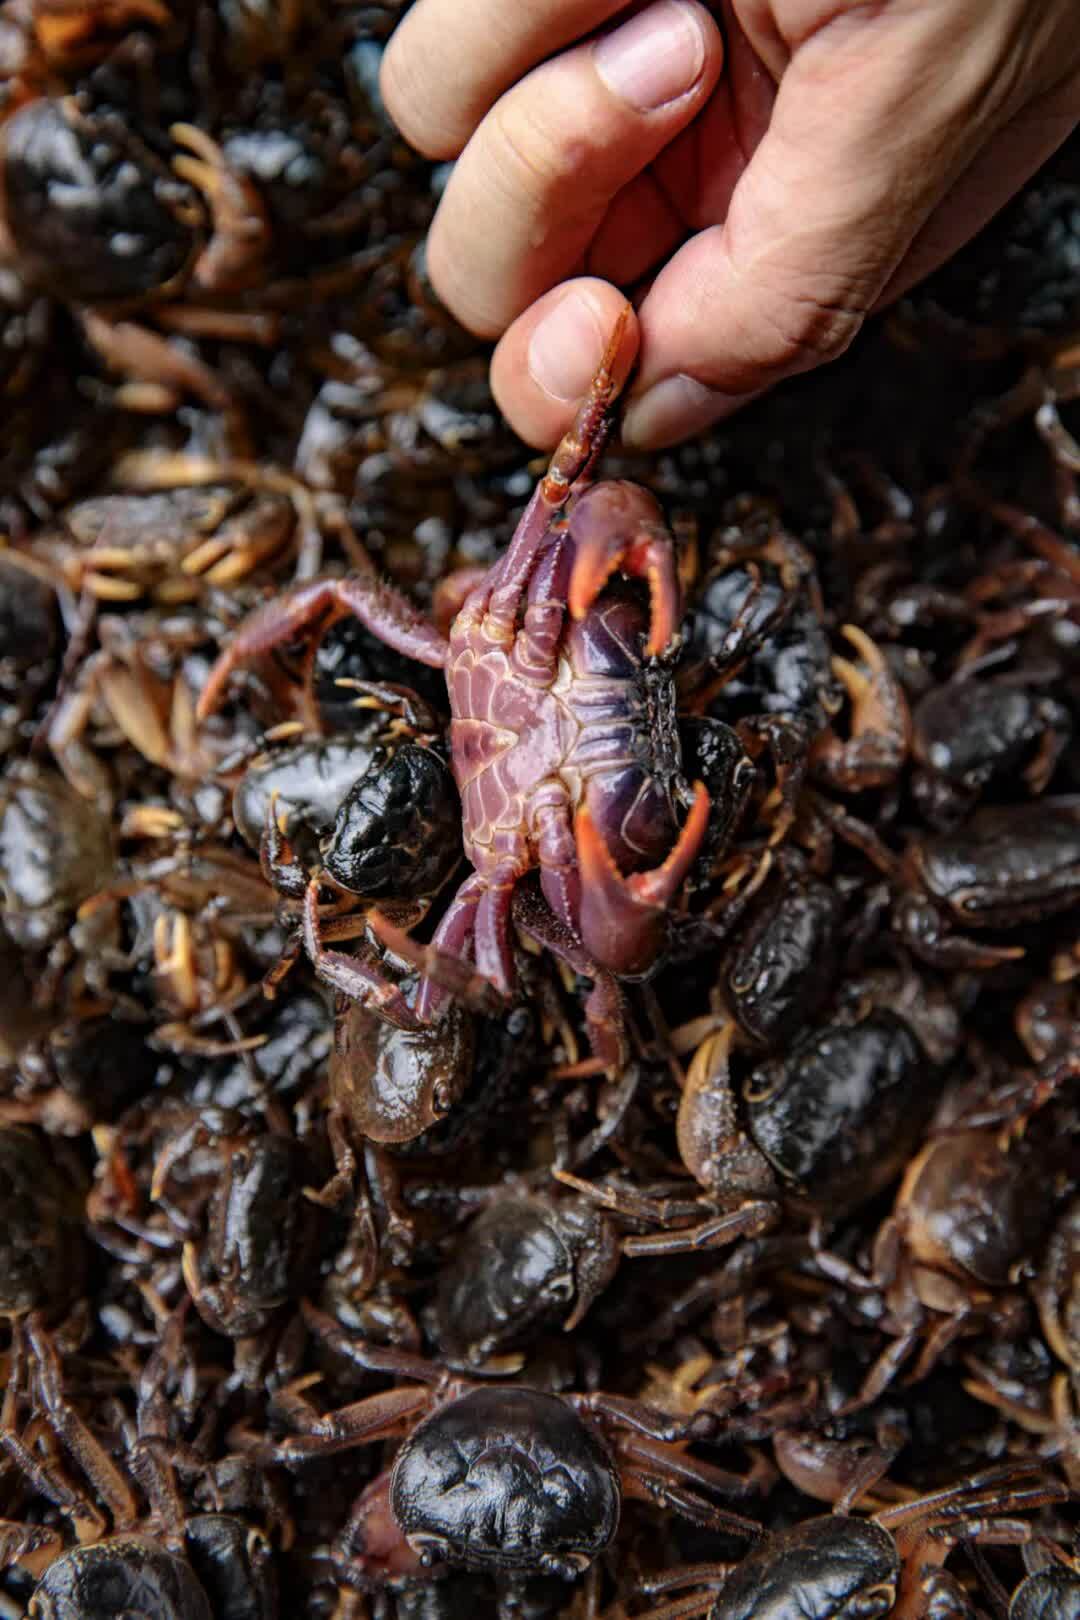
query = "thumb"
xmin=622 ymin=1 xmax=1080 ymax=447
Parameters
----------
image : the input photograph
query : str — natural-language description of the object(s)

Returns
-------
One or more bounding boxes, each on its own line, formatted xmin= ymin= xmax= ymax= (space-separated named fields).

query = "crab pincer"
xmin=567 ymin=481 xmax=682 ymax=658
xmin=575 ymin=782 xmax=710 ymax=977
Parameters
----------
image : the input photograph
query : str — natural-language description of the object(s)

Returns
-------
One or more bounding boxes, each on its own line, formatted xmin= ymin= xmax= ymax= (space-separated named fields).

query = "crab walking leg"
xmin=302 ymin=881 xmax=422 ymax=1028
xmin=25 ymin=1317 xmax=139 ymax=1531
xmin=197 ymin=573 xmax=448 ymax=719
xmin=532 ymin=781 xmax=581 ymax=933
xmin=510 ymin=532 xmax=572 ymax=684
xmin=413 ymin=872 xmax=487 ymax=1021
xmin=567 ymin=481 xmax=684 ymax=657
xmin=512 ymin=886 xmax=629 ymax=1070
xmin=621 ymin=1470 xmax=762 ymax=1535
xmin=481 ymin=304 xmax=634 ymax=644
xmin=369 ymin=900 xmax=507 ymax=1022
xmin=231 ymin=1385 xmax=435 ymax=1464
xmin=473 ymin=840 xmax=531 ymax=995
xmin=616 ymin=1432 xmax=771 ymax=1501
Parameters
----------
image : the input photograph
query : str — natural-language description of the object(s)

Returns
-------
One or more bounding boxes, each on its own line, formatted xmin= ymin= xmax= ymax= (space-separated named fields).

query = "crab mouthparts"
xmin=575 ymin=783 xmax=709 ymax=977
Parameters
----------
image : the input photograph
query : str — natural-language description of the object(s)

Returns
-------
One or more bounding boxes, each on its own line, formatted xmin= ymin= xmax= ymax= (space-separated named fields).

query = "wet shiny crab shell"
xmin=389 ymin=1387 xmax=620 ymax=1576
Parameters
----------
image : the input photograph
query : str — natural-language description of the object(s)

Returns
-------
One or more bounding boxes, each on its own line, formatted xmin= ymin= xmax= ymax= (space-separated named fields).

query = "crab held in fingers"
xmin=198 ymin=306 xmax=709 ymax=1037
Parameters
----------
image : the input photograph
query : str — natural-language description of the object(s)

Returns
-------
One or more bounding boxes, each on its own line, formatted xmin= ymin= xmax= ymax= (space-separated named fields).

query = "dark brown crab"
xmin=198 ymin=308 xmax=708 ymax=1034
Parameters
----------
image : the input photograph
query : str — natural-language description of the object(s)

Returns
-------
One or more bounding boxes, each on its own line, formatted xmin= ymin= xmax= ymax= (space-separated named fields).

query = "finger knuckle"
xmin=756 ymin=283 xmax=866 ymax=375
xmin=489 ymin=94 xmax=608 ymax=208
xmin=379 ymin=39 xmax=461 ymax=158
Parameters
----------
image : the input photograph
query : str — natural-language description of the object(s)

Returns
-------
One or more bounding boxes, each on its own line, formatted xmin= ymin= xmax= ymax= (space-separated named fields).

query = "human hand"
xmin=381 ymin=1 xmax=1080 ymax=449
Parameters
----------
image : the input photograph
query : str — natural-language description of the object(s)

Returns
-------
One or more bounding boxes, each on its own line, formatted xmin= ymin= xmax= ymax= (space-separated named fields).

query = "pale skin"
xmin=380 ymin=0 xmax=1080 ymax=450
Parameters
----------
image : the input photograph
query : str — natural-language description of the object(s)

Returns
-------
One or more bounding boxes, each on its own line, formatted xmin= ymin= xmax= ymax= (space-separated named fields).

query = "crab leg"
xmin=510 ymin=532 xmax=572 ymax=684
xmin=473 ymin=851 xmax=528 ymax=996
xmin=513 ymin=886 xmax=629 ymax=1070
xmin=301 ymin=881 xmax=422 ymax=1028
xmin=479 ymin=304 xmax=634 ymax=644
xmin=410 ymin=873 xmax=487 ymax=1021
xmin=566 ymin=480 xmax=682 ymax=656
xmin=532 ymin=780 xmax=581 ymax=930
xmin=371 ymin=900 xmax=507 ymax=1025
xmin=197 ymin=574 xmax=448 ymax=719
xmin=576 ymin=783 xmax=710 ymax=975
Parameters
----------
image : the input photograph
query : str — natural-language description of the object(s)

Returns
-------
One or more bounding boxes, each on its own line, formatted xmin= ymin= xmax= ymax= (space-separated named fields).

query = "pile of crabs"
xmin=0 ymin=2 xmax=1078 ymax=1617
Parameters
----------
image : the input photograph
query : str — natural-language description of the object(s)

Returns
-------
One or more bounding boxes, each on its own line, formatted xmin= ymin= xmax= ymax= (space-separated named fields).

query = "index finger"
xmin=380 ymin=0 xmax=633 ymax=158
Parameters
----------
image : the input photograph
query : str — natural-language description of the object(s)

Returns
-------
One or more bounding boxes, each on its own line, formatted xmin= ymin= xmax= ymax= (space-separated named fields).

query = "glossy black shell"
xmin=433 ymin=1196 xmax=618 ymax=1363
xmin=233 ymin=735 xmax=383 ymax=864
xmin=2 ymin=100 xmax=195 ymax=304
xmin=679 ymin=717 xmax=755 ymax=877
xmin=396 ymin=1003 xmax=537 ymax=1159
xmin=688 ymin=567 xmax=835 ymax=728
xmin=0 ymin=767 xmax=113 ymax=947
xmin=707 ymin=1517 xmax=899 ymax=1620
xmin=322 ymin=741 xmax=460 ymax=897
xmin=28 ymin=1535 xmax=212 ymax=1620
xmin=332 ymin=996 xmax=474 ymax=1145
xmin=913 ymin=804 xmax=1080 ymax=923
xmin=184 ymin=1515 xmax=278 ymax=1620
xmin=912 ymin=682 xmax=1067 ymax=788
xmin=745 ymin=1012 xmax=929 ymax=1211
xmin=37 ymin=1013 xmax=153 ymax=1117
xmin=906 ymin=1132 xmax=1050 ymax=1287
xmin=195 ymin=1135 xmax=306 ymax=1337
xmin=389 ymin=1388 xmax=619 ymax=1576
xmin=1010 ymin=1569 xmax=1080 ymax=1620
xmin=726 ymin=872 xmax=839 ymax=1046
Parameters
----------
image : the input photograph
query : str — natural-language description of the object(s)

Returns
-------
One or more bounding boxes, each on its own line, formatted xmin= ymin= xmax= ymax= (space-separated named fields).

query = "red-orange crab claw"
xmin=567 ymin=481 xmax=681 ymax=658
xmin=575 ymin=782 xmax=710 ymax=976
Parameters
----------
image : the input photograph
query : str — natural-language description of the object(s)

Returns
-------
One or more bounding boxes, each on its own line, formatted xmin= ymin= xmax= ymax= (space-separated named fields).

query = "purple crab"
xmin=198 ymin=308 xmax=709 ymax=1060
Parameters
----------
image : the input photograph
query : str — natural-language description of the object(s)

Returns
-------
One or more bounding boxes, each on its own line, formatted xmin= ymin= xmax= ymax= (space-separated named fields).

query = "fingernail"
xmin=528 ymin=293 xmax=606 ymax=404
xmin=623 ymin=374 xmax=744 ymax=447
xmin=594 ymin=0 xmax=707 ymax=112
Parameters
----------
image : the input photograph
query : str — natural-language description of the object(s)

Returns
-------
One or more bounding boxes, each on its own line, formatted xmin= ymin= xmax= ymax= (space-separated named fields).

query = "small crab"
xmin=847 ymin=1112 xmax=1071 ymax=1409
xmin=896 ymin=801 xmax=1080 ymax=969
xmin=199 ymin=308 xmax=709 ymax=1033
xmin=231 ymin=1303 xmax=763 ymax=1580
xmin=2 ymin=1312 xmax=283 ymax=1617
xmin=33 ymin=485 xmax=296 ymax=603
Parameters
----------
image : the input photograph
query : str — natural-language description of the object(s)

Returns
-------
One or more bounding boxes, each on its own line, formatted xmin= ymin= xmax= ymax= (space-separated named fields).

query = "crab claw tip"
xmin=632 ymin=781 xmax=710 ymax=907
xmin=642 ymin=565 xmax=677 ymax=657
xmin=565 ymin=484 xmax=682 ymax=654
xmin=568 ymin=551 xmax=618 ymax=624
xmin=574 ymin=782 xmax=710 ymax=975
